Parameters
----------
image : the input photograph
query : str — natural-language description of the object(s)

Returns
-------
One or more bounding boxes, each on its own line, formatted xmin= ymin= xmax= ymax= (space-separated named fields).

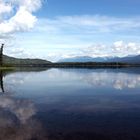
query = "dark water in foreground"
xmin=0 ymin=68 xmax=140 ymax=140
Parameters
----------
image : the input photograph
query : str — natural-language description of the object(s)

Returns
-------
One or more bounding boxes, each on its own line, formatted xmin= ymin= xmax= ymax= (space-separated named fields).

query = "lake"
xmin=0 ymin=68 xmax=140 ymax=140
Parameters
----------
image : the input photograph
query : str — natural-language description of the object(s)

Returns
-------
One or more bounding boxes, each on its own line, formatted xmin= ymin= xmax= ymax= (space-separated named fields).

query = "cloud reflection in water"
xmin=80 ymin=71 xmax=140 ymax=90
xmin=0 ymin=95 xmax=47 ymax=140
xmin=3 ymin=69 xmax=140 ymax=93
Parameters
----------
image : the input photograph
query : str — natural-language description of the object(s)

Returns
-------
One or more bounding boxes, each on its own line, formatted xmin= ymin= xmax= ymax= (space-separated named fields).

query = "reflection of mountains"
xmin=0 ymin=71 xmax=4 ymax=92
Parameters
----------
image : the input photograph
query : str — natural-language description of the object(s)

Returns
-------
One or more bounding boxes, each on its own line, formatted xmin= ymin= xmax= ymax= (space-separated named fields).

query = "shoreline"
xmin=1 ymin=62 xmax=140 ymax=69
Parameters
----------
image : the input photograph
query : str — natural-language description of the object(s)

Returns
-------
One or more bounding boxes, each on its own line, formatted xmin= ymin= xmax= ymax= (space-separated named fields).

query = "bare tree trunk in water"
xmin=0 ymin=44 xmax=4 ymax=66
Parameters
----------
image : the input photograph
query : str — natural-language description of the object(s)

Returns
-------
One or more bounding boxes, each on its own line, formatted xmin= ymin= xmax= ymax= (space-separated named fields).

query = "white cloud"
xmin=46 ymin=51 xmax=83 ymax=62
xmin=47 ymin=41 xmax=140 ymax=61
xmin=82 ymin=44 xmax=110 ymax=58
xmin=48 ymin=41 xmax=139 ymax=60
xmin=112 ymin=41 xmax=140 ymax=57
xmin=81 ymin=41 xmax=140 ymax=58
xmin=0 ymin=7 xmax=37 ymax=34
xmin=0 ymin=0 xmax=42 ymax=35
xmin=1 ymin=12 xmax=140 ymax=60
xmin=14 ymin=0 xmax=42 ymax=12
xmin=27 ymin=15 xmax=140 ymax=61
xmin=0 ymin=1 xmax=12 ymax=15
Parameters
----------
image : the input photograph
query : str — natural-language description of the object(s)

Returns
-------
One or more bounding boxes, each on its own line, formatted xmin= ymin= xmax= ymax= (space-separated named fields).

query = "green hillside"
xmin=3 ymin=55 xmax=51 ymax=66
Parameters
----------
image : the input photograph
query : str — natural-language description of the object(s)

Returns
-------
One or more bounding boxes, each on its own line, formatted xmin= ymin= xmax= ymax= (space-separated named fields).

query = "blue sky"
xmin=1 ymin=0 xmax=140 ymax=61
xmin=38 ymin=0 xmax=140 ymax=17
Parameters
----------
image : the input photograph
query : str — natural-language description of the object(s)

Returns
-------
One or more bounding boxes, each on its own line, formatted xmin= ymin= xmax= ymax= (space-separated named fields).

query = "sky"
xmin=0 ymin=0 xmax=140 ymax=61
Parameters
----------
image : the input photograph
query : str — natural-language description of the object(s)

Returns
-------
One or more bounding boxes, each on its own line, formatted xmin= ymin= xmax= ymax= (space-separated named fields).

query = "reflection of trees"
xmin=0 ymin=70 xmax=4 ymax=92
xmin=0 ymin=68 xmax=52 ymax=93
xmin=0 ymin=69 xmax=49 ymax=139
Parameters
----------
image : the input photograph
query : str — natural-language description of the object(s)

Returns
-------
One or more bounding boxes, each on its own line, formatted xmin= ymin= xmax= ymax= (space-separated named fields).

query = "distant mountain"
xmin=106 ymin=55 xmax=140 ymax=64
xmin=59 ymin=56 xmax=108 ymax=62
xmin=3 ymin=55 xmax=51 ymax=66
xmin=59 ymin=55 xmax=140 ymax=64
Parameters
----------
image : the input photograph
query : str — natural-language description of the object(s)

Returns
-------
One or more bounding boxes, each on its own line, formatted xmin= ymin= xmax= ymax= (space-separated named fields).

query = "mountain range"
xmin=59 ymin=55 xmax=140 ymax=64
xmin=2 ymin=54 xmax=140 ymax=67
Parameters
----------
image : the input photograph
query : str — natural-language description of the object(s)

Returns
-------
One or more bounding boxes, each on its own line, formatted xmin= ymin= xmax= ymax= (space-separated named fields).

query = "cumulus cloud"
xmin=0 ymin=0 xmax=42 ymax=35
xmin=112 ymin=41 xmax=140 ymax=57
xmin=76 ymin=41 xmax=140 ymax=58
xmin=0 ymin=1 xmax=12 ymax=15
xmin=82 ymin=44 xmax=110 ymax=58
xmin=51 ymin=41 xmax=140 ymax=60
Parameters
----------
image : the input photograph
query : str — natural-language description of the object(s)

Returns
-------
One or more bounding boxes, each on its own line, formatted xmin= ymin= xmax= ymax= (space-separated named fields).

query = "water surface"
xmin=0 ymin=68 xmax=140 ymax=140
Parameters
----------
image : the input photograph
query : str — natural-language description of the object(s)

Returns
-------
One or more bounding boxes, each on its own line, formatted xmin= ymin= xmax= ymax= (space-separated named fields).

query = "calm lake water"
xmin=0 ymin=68 xmax=140 ymax=140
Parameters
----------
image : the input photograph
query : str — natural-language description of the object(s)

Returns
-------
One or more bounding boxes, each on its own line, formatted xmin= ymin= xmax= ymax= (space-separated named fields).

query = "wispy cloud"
xmin=37 ymin=15 xmax=140 ymax=34
xmin=2 ymin=12 xmax=140 ymax=60
xmin=33 ymin=15 xmax=140 ymax=60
